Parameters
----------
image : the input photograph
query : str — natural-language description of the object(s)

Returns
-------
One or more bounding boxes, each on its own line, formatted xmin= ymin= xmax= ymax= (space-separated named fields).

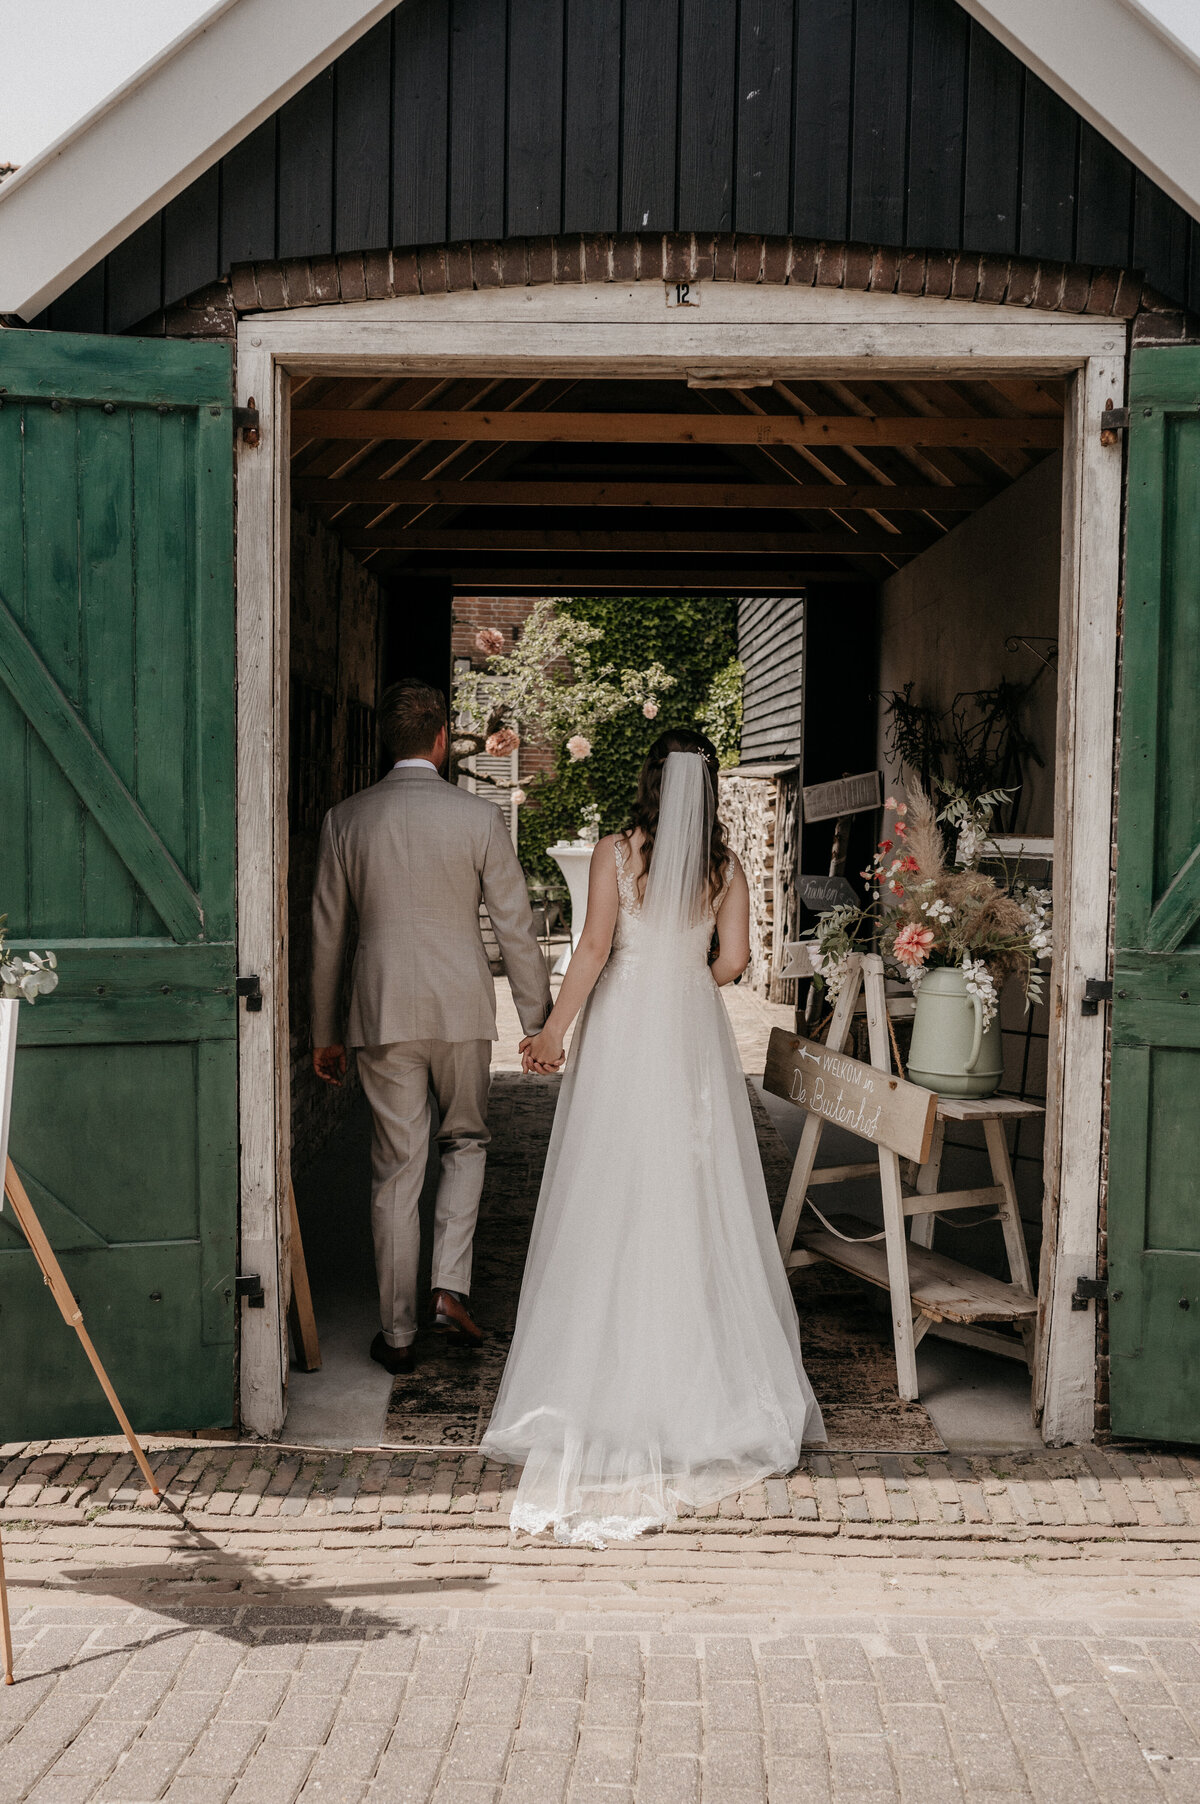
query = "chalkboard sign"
xmin=802 ymin=770 xmax=882 ymax=823
xmin=797 ymin=874 xmax=859 ymax=912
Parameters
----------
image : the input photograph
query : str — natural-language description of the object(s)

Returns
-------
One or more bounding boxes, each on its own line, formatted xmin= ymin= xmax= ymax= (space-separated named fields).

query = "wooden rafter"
xmin=355 ymin=566 xmax=868 ymax=589
xmin=293 ymin=477 xmax=993 ymax=512
xmin=292 ymin=410 xmax=1063 ymax=448
xmin=344 ymin=528 xmax=928 ymax=555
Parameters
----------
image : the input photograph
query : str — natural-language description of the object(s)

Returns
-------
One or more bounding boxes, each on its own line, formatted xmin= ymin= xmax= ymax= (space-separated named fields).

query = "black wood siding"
xmin=42 ymin=0 xmax=1200 ymax=332
xmin=739 ymin=597 xmax=804 ymax=762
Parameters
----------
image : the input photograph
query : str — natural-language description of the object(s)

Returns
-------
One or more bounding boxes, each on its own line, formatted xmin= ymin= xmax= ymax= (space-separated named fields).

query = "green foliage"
xmin=519 ymin=598 xmax=738 ymax=883
xmin=697 ymin=656 xmax=745 ymax=767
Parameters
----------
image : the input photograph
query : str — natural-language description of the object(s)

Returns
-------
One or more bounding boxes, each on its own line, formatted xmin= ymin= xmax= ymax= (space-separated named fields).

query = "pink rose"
xmin=642 ymin=699 xmax=659 ymax=719
xmin=893 ymin=924 xmax=935 ymax=966
xmin=511 ymin=787 xmax=527 ymax=806
xmin=566 ymin=735 xmax=592 ymax=761
xmin=485 ymin=727 xmax=520 ymax=757
xmin=475 ymin=627 xmax=505 ymax=655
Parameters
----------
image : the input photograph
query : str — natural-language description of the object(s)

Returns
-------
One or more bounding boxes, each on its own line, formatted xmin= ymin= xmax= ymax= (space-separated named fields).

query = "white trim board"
xmin=0 ymin=0 xmax=398 ymax=320
xmin=235 ymin=283 xmax=1123 ymax=1444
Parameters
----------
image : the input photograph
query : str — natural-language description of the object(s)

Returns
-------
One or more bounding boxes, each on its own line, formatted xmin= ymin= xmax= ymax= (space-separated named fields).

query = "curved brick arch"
xmin=160 ymin=232 xmax=1195 ymax=343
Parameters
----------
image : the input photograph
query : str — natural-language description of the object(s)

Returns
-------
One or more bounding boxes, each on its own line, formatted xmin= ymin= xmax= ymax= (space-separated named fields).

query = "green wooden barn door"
xmin=0 ymin=330 xmax=237 ymax=1436
xmin=1110 ymin=347 xmax=1200 ymax=1442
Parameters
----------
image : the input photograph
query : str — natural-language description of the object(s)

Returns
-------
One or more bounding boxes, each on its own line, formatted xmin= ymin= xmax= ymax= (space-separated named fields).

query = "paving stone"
xmin=96 ymin=1741 xmax=190 ymax=1800
xmin=639 ymin=1703 xmax=701 ymax=1757
xmin=631 ymin=1754 xmax=699 ymax=1804
xmin=500 ymin=1748 xmax=574 ymax=1803
xmin=460 ymin=1674 xmax=527 ymax=1728
xmin=443 ymin=1722 xmax=513 ymax=1782
xmin=570 ymin=1728 xmax=637 ymax=1786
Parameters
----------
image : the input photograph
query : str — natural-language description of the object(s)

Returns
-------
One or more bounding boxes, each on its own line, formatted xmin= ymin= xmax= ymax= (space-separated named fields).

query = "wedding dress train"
xmin=481 ymin=757 xmax=825 ymax=1544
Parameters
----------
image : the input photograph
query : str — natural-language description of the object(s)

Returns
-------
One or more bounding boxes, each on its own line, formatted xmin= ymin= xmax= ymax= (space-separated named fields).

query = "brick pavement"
xmin=4 ymin=1594 xmax=1200 ymax=1803
xmin=4 ymin=1440 xmax=1200 ymax=1541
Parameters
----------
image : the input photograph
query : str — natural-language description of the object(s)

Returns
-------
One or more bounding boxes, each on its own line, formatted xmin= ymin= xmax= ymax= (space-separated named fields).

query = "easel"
xmin=1 ymin=1156 xmax=164 ymax=1683
xmin=767 ymin=948 xmax=1040 ymax=1400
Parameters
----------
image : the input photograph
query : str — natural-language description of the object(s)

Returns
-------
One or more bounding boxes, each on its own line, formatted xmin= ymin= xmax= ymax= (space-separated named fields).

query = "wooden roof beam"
xmin=291 ymin=410 xmax=1063 ymax=449
xmin=343 ymin=528 xmax=929 ymax=555
xmin=293 ymin=478 xmax=994 ymax=512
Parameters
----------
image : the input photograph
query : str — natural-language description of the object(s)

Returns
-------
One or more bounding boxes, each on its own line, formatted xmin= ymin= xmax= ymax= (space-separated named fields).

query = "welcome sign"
xmin=764 ymin=1027 xmax=938 ymax=1165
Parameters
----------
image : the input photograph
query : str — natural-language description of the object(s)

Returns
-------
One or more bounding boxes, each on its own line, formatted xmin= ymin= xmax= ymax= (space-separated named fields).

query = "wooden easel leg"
xmin=287 ymin=1180 xmax=322 ymax=1373
xmin=909 ymin=1118 xmax=946 ymax=1251
xmin=0 ymin=1525 xmax=12 ymax=1683
xmin=3 ymin=1158 xmax=160 ymax=1502
xmin=862 ymin=956 xmax=920 ymax=1399
xmin=983 ymin=1118 xmax=1036 ymax=1367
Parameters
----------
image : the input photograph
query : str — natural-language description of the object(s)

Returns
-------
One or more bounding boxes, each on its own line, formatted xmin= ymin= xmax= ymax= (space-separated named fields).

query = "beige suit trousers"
xmin=357 ymin=1039 xmax=492 ymax=1348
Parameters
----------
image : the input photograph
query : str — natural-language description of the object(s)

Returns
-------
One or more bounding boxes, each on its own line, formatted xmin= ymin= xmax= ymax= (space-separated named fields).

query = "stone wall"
xmin=288 ymin=505 xmax=384 ymax=1171
xmin=719 ymin=768 xmax=800 ymax=1005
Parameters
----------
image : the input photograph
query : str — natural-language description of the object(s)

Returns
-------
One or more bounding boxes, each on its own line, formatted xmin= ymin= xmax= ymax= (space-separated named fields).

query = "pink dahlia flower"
xmin=566 ymin=734 xmax=592 ymax=761
xmin=475 ymin=627 xmax=505 ymax=655
xmin=893 ymin=924 xmax=935 ymax=966
xmin=485 ymin=727 xmax=520 ymax=757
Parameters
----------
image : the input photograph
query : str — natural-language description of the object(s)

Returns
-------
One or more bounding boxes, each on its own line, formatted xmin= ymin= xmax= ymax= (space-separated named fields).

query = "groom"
xmin=310 ymin=679 xmax=552 ymax=1375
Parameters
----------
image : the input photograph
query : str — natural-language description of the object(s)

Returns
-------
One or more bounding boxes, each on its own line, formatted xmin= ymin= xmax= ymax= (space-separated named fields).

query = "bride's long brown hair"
xmin=624 ymin=729 xmax=732 ymax=903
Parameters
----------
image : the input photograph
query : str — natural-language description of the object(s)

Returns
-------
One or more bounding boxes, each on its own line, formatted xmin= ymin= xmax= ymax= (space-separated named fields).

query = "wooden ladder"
xmin=767 ymin=948 xmax=1040 ymax=1400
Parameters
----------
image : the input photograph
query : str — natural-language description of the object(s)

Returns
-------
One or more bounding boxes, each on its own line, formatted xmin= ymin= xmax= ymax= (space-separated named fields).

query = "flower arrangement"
xmin=0 ymin=916 xmax=59 ymax=1003
xmin=809 ymin=788 xmax=1052 ymax=1029
xmin=451 ymin=601 xmax=673 ymax=797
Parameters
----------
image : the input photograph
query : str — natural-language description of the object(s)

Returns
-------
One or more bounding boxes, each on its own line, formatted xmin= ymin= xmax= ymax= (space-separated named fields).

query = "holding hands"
xmin=520 ymin=1028 xmax=565 ymax=1074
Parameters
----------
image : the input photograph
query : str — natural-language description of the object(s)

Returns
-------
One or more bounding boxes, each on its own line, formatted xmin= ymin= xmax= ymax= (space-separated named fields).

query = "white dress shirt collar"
xmin=393 ymin=758 xmax=439 ymax=772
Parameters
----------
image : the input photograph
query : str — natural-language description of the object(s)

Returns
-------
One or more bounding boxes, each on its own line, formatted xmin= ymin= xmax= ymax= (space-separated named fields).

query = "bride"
xmin=480 ymin=729 xmax=825 ymax=1545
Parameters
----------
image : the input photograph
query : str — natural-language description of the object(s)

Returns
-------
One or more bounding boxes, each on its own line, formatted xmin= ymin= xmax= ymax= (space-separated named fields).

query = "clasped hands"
xmin=519 ymin=1027 xmax=565 ymax=1074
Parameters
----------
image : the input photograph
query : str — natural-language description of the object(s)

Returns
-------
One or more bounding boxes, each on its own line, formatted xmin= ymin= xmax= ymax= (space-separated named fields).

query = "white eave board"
xmin=958 ymin=0 xmax=1200 ymax=227
xmin=0 ymin=0 xmax=400 ymax=321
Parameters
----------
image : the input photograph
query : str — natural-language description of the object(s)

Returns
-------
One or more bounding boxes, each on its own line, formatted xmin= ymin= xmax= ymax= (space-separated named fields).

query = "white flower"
xmin=961 ymin=953 xmax=999 ymax=1029
xmin=642 ymin=699 xmax=659 ymax=719
xmin=511 ymin=787 xmax=527 ymax=806
xmin=566 ymin=734 xmax=592 ymax=761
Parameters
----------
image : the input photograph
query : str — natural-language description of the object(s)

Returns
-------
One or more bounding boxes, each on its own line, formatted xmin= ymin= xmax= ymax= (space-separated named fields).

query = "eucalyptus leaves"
xmin=0 ymin=916 xmax=59 ymax=1003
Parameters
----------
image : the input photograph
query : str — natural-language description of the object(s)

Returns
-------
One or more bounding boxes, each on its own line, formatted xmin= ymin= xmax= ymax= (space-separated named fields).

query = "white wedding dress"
xmin=480 ymin=754 xmax=825 ymax=1545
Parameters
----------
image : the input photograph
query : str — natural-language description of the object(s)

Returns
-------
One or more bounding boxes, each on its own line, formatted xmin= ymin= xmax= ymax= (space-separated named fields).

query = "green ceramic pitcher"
xmin=906 ymin=964 xmax=1003 ymax=1098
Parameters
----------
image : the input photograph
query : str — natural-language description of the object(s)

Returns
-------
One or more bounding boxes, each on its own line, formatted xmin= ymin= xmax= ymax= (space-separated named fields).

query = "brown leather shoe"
xmin=431 ymin=1289 xmax=483 ymax=1348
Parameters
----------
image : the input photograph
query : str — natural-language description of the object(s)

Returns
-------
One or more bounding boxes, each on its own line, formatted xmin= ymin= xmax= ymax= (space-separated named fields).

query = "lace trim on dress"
xmin=616 ymin=836 xmax=734 ymax=919
xmin=613 ymin=834 xmax=641 ymax=915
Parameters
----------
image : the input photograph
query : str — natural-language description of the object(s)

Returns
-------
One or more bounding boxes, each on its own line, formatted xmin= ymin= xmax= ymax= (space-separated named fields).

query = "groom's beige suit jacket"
xmin=310 ymin=764 xmax=551 ymax=1048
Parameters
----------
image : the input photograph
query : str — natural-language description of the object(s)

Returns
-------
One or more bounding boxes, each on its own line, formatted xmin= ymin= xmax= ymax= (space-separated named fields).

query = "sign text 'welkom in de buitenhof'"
xmin=764 ymin=1028 xmax=937 ymax=1165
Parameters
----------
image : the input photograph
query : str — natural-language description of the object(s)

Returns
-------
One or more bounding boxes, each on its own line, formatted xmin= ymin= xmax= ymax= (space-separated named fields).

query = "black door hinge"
xmin=234 ymin=398 xmax=260 ymax=447
xmin=236 ymin=975 xmax=263 ymax=1012
xmin=1082 ymin=977 xmax=1113 ymax=1015
xmin=1100 ymin=405 xmax=1129 ymax=446
xmin=1072 ymin=1275 xmax=1107 ymax=1310
xmin=235 ymin=1274 xmax=265 ymax=1308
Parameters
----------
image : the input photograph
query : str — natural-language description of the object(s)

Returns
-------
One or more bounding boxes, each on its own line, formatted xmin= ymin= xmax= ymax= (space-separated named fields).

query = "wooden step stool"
xmin=768 ymin=947 xmax=1041 ymax=1400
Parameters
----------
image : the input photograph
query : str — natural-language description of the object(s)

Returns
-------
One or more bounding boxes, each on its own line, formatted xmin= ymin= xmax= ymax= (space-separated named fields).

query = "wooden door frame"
xmin=234 ymin=282 xmax=1124 ymax=1442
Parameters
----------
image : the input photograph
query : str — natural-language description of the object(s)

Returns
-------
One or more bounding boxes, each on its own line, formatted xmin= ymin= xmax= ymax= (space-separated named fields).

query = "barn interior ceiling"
xmin=289 ymin=374 xmax=1065 ymax=593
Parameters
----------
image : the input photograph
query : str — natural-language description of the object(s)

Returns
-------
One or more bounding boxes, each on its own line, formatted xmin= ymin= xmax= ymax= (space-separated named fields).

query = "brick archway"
xmin=160 ymin=232 xmax=1195 ymax=344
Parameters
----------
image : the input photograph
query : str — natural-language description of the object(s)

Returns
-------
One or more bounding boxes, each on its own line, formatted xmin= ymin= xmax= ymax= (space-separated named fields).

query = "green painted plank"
xmin=20 ymin=402 xmax=84 ymax=938
xmin=0 ymin=941 xmax=234 ymax=993
xmin=0 ymin=329 xmax=234 ymax=408
xmin=0 ymin=409 xmax=30 ymax=928
xmin=0 ymin=589 xmax=204 ymax=944
xmin=1146 ymin=842 xmax=1200 ymax=953
xmin=78 ymin=404 xmax=140 ymax=937
xmin=192 ymin=408 xmax=237 ymax=936
xmin=1129 ymin=346 xmax=1200 ymax=405
xmin=0 ymin=1242 xmax=234 ymax=1438
xmin=132 ymin=408 xmax=194 ymax=925
xmin=14 ymin=997 xmax=237 ymax=1045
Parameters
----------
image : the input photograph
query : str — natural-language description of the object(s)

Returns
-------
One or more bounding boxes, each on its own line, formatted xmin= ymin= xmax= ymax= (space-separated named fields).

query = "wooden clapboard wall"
xmin=738 ymin=598 xmax=804 ymax=763
xmin=39 ymin=0 xmax=1200 ymax=335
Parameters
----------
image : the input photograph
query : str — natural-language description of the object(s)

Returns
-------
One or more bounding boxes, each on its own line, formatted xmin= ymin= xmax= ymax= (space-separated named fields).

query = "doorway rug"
xmin=383 ymin=1073 xmax=943 ymax=1453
